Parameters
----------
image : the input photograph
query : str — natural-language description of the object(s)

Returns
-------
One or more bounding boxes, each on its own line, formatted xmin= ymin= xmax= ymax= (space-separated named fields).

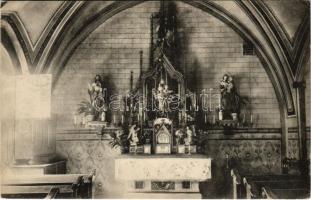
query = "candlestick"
xmin=218 ymin=94 xmax=221 ymax=108
xmin=209 ymin=88 xmax=212 ymax=111
xmin=194 ymin=92 xmax=197 ymax=108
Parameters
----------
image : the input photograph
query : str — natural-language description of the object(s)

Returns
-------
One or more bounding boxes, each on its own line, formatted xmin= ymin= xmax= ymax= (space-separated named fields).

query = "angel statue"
xmin=175 ymin=128 xmax=184 ymax=145
xmin=127 ymin=124 xmax=140 ymax=146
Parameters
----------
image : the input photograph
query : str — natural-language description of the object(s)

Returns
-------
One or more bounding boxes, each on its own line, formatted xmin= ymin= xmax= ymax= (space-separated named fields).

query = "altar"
xmin=115 ymin=155 xmax=211 ymax=199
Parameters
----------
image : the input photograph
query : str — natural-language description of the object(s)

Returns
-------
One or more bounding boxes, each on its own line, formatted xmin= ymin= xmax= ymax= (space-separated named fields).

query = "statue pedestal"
xmin=115 ymin=155 xmax=211 ymax=199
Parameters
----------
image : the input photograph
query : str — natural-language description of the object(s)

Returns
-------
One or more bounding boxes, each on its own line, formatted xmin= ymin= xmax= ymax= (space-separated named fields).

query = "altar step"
xmin=97 ymin=192 xmax=202 ymax=199
xmin=125 ymin=192 xmax=202 ymax=199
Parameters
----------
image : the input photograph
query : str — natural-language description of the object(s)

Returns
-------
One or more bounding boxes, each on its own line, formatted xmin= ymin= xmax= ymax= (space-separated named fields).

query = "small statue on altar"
xmin=185 ymin=126 xmax=193 ymax=146
xmin=127 ymin=124 xmax=140 ymax=146
xmin=175 ymin=128 xmax=184 ymax=145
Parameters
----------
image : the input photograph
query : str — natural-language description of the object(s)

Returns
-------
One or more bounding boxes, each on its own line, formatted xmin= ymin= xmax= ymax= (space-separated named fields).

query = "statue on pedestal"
xmin=220 ymin=74 xmax=242 ymax=120
xmin=88 ymin=74 xmax=107 ymax=122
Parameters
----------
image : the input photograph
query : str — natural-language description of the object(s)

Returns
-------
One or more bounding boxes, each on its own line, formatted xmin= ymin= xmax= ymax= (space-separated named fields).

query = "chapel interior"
xmin=0 ymin=1 xmax=310 ymax=199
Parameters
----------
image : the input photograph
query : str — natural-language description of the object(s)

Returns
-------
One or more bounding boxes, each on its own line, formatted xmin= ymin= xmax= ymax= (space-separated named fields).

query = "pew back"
xmin=1 ymin=172 xmax=95 ymax=199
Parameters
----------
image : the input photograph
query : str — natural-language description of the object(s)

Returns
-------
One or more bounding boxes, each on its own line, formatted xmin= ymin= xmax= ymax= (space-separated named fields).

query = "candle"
xmin=205 ymin=114 xmax=207 ymax=123
xmin=73 ymin=114 xmax=77 ymax=125
xmin=138 ymin=115 xmax=140 ymax=122
xmin=113 ymin=115 xmax=116 ymax=124
xmin=190 ymin=105 xmax=192 ymax=111
xmin=121 ymin=115 xmax=124 ymax=124
xmin=213 ymin=114 xmax=216 ymax=124
xmin=250 ymin=114 xmax=253 ymax=124
xmin=209 ymin=88 xmax=212 ymax=111
xmin=243 ymin=113 xmax=245 ymax=123
xmin=82 ymin=116 xmax=86 ymax=125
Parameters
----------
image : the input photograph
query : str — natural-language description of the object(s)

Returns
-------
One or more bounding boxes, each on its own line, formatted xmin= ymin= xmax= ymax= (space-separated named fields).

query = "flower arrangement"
xmin=77 ymin=99 xmax=95 ymax=116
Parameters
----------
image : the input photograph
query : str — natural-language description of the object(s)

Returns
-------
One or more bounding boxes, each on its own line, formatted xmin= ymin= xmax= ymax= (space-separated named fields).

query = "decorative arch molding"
xmin=296 ymin=44 xmax=310 ymax=82
xmin=250 ymin=0 xmax=310 ymax=77
xmin=2 ymin=0 xmax=308 ymax=116
xmin=0 ymin=1 xmax=81 ymax=72
xmin=0 ymin=21 xmax=27 ymax=74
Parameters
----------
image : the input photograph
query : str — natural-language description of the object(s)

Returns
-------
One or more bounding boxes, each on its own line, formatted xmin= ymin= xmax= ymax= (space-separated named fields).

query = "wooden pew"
xmin=262 ymin=186 xmax=310 ymax=199
xmin=231 ymin=168 xmax=310 ymax=199
xmin=230 ymin=168 xmax=243 ymax=199
xmin=243 ymin=175 xmax=310 ymax=199
xmin=44 ymin=187 xmax=60 ymax=199
xmin=1 ymin=170 xmax=96 ymax=199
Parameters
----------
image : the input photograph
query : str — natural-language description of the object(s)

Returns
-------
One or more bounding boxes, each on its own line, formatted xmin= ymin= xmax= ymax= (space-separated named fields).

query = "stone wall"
xmin=52 ymin=1 xmax=281 ymax=130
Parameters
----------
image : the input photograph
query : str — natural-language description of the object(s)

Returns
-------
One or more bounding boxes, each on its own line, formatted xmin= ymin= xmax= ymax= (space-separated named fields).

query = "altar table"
xmin=115 ymin=154 xmax=211 ymax=199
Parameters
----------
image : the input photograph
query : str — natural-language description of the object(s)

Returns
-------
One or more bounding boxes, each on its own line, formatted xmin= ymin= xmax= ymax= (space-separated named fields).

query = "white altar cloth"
xmin=115 ymin=155 xmax=211 ymax=181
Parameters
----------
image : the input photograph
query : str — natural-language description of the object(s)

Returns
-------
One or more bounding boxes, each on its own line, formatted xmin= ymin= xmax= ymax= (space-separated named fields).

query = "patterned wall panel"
xmin=204 ymin=140 xmax=282 ymax=174
xmin=56 ymin=139 xmax=125 ymax=196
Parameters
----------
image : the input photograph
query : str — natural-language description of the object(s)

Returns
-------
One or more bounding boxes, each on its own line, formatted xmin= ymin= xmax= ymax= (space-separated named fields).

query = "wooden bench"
xmin=44 ymin=187 xmax=60 ymax=199
xmin=231 ymin=169 xmax=310 ymax=199
xmin=1 ymin=170 xmax=96 ymax=199
xmin=243 ymin=175 xmax=309 ymax=199
xmin=230 ymin=168 xmax=243 ymax=199
xmin=262 ymin=186 xmax=310 ymax=199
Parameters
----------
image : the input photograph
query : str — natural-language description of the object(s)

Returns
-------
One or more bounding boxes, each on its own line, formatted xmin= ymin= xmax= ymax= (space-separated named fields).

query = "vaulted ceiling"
xmin=1 ymin=0 xmax=310 ymax=116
